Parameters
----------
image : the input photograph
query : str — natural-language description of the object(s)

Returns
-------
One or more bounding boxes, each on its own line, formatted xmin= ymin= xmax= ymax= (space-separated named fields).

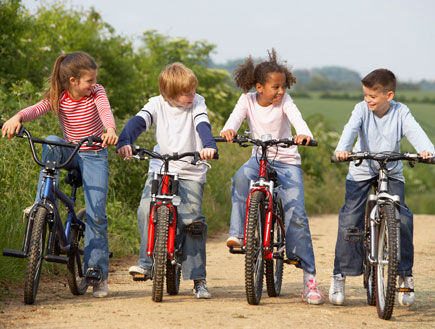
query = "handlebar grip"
xmin=0 ymin=122 xmax=3 ymax=129
xmin=88 ymin=135 xmax=104 ymax=144
xmin=213 ymin=152 xmax=219 ymax=160
xmin=421 ymin=157 xmax=435 ymax=164
xmin=213 ymin=136 xmax=227 ymax=143
xmin=330 ymin=155 xmax=346 ymax=163
xmin=307 ymin=140 xmax=318 ymax=147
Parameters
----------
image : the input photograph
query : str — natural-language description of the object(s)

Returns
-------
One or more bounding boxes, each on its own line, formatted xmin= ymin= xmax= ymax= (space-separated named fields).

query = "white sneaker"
xmin=226 ymin=236 xmax=243 ymax=248
xmin=398 ymin=275 xmax=415 ymax=306
xmin=93 ymin=280 xmax=109 ymax=298
xmin=329 ymin=274 xmax=345 ymax=305
xmin=193 ymin=279 xmax=211 ymax=299
xmin=302 ymin=274 xmax=325 ymax=305
xmin=128 ymin=265 xmax=146 ymax=276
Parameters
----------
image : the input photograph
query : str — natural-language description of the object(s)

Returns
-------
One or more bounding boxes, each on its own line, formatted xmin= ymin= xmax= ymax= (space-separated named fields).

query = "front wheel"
xmin=152 ymin=206 xmax=169 ymax=302
xmin=24 ymin=207 xmax=48 ymax=304
xmin=363 ymin=202 xmax=376 ymax=306
xmin=67 ymin=208 xmax=88 ymax=295
xmin=375 ymin=204 xmax=399 ymax=320
xmin=265 ymin=198 xmax=284 ymax=297
xmin=245 ymin=191 xmax=265 ymax=305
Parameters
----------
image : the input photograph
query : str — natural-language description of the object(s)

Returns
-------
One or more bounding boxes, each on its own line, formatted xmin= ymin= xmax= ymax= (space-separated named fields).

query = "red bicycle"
xmin=130 ymin=145 xmax=216 ymax=302
xmin=216 ymin=134 xmax=317 ymax=305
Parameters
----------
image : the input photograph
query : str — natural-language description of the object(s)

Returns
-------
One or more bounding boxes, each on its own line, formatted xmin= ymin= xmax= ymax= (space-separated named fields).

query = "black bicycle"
xmin=331 ymin=151 xmax=435 ymax=320
xmin=1 ymin=124 xmax=103 ymax=304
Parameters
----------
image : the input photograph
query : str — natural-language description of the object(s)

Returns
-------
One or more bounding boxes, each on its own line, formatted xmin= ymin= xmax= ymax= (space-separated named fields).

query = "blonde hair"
xmin=158 ymin=63 xmax=198 ymax=101
xmin=44 ymin=51 xmax=97 ymax=114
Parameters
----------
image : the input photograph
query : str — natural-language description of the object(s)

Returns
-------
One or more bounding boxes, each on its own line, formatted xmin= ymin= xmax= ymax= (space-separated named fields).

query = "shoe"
xmin=23 ymin=205 xmax=34 ymax=217
xmin=226 ymin=236 xmax=243 ymax=248
xmin=129 ymin=265 xmax=151 ymax=281
xmin=329 ymin=274 xmax=346 ymax=305
xmin=193 ymin=279 xmax=211 ymax=299
xmin=302 ymin=276 xmax=325 ymax=305
xmin=398 ymin=275 xmax=415 ymax=306
xmin=93 ymin=280 xmax=109 ymax=298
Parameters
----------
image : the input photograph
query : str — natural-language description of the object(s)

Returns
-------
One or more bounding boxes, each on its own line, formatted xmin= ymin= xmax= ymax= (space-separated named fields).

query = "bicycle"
xmin=129 ymin=145 xmax=217 ymax=302
xmin=331 ymin=151 xmax=435 ymax=320
xmin=215 ymin=133 xmax=317 ymax=305
xmin=1 ymin=123 xmax=103 ymax=304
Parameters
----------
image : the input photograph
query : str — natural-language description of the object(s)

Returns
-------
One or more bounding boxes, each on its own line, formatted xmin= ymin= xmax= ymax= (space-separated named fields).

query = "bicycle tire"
xmin=152 ymin=206 xmax=169 ymax=302
xmin=245 ymin=191 xmax=265 ymax=305
xmin=24 ymin=207 xmax=48 ymax=304
xmin=166 ymin=258 xmax=181 ymax=295
xmin=375 ymin=204 xmax=399 ymax=320
xmin=363 ymin=202 xmax=376 ymax=306
xmin=265 ymin=198 xmax=284 ymax=297
xmin=67 ymin=208 xmax=88 ymax=295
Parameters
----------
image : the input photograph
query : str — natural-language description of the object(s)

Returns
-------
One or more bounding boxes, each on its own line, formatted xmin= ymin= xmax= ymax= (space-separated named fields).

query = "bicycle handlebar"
xmin=131 ymin=145 xmax=218 ymax=164
xmin=214 ymin=135 xmax=318 ymax=147
xmin=331 ymin=152 xmax=435 ymax=165
xmin=10 ymin=125 xmax=103 ymax=170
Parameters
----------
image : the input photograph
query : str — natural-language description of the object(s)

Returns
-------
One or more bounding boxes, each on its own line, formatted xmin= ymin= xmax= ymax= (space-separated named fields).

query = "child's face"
xmin=168 ymin=90 xmax=196 ymax=109
xmin=363 ymin=85 xmax=394 ymax=116
xmin=69 ymin=69 xmax=97 ymax=99
xmin=256 ymin=72 xmax=286 ymax=107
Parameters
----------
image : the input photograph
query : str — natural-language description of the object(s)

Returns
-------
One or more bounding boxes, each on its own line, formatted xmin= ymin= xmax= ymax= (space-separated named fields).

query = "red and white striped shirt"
xmin=19 ymin=84 xmax=116 ymax=151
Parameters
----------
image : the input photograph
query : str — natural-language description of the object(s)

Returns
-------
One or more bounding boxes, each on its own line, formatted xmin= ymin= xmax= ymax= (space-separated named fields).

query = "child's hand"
xmin=335 ymin=150 xmax=351 ymax=161
xmin=118 ymin=145 xmax=133 ymax=160
xmin=419 ymin=151 xmax=433 ymax=160
xmin=293 ymin=134 xmax=312 ymax=145
xmin=200 ymin=148 xmax=216 ymax=160
xmin=220 ymin=129 xmax=237 ymax=142
xmin=1 ymin=114 xmax=22 ymax=139
xmin=101 ymin=128 xmax=118 ymax=147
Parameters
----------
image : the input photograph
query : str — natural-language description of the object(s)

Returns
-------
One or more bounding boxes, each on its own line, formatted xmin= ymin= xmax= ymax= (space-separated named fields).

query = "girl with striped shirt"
xmin=2 ymin=51 xmax=118 ymax=298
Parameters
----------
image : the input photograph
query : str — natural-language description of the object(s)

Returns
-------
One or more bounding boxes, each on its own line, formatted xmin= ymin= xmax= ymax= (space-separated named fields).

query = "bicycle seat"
xmin=65 ymin=169 xmax=83 ymax=187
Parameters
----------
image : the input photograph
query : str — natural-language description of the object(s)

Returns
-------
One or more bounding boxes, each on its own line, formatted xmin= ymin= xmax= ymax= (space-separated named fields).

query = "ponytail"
xmin=43 ymin=51 xmax=98 ymax=115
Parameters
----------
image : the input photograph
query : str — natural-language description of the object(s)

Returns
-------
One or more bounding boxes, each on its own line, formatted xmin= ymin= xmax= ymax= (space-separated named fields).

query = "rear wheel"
xmin=265 ymin=199 xmax=284 ymax=297
xmin=375 ymin=204 xmax=399 ymax=320
xmin=67 ymin=208 xmax=88 ymax=295
xmin=245 ymin=191 xmax=265 ymax=305
xmin=24 ymin=207 xmax=48 ymax=304
xmin=152 ymin=206 xmax=169 ymax=302
xmin=363 ymin=202 xmax=376 ymax=306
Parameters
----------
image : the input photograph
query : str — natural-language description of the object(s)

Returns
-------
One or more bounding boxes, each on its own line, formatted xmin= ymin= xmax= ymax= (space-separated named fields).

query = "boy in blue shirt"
xmin=117 ymin=62 xmax=217 ymax=299
xmin=329 ymin=69 xmax=434 ymax=306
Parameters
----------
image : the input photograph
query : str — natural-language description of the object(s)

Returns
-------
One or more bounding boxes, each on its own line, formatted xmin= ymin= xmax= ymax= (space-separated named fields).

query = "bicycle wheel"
xmin=24 ymin=207 xmax=48 ymax=304
xmin=166 ymin=258 xmax=181 ymax=295
xmin=67 ymin=208 xmax=88 ymax=295
xmin=245 ymin=191 xmax=265 ymax=305
xmin=265 ymin=198 xmax=284 ymax=297
xmin=152 ymin=206 xmax=169 ymax=302
xmin=375 ymin=204 xmax=399 ymax=320
xmin=363 ymin=202 xmax=376 ymax=306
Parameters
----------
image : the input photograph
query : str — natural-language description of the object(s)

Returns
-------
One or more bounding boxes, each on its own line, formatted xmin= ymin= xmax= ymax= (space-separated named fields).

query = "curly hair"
xmin=234 ymin=49 xmax=296 ymax=93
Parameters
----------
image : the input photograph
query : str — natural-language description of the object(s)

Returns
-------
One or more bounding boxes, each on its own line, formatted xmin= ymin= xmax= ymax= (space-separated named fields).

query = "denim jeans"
xmin=229 ymin=157 xmax=316 ymax=274
xmin=137 ymin=176 xmax=207 ymax=280
xmin=333 ymin=178 xmax=413 ymax=277
xmin=35 ymin=136 xmax=110 ymax=280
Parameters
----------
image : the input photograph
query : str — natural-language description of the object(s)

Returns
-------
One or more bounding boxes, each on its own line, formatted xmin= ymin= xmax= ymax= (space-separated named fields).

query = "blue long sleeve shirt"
xmin=336 ymin=100 xmax=435 ymax=182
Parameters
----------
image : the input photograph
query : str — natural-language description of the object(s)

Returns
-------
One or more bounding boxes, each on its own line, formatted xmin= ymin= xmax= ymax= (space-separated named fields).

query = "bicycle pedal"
xmin=229 ymin=246 xmax=245 ymax=254
xmin=283 ymin=256 xmax=302 ymax=268
xmin=85 ymin=267 xmax=103 ymax=287
xmin=132 ymin=274 xmax=151 ymax=281
xmin=397 ymin=287 xmax=414 ymax=293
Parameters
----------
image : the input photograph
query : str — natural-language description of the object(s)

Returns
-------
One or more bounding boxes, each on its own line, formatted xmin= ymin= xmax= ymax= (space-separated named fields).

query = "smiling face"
xmin=255 ymin=72 xmax=286 ymax=107
xmin=363 ymin=85 xmax=394 ymax=117
xmin=68 ymin=69 xmax=97 ymax=100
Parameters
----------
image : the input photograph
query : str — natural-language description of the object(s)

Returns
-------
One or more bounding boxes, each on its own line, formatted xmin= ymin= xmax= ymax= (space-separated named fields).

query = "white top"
xmin=221 ymin=92 xmax=312 ymax=165
xmin=136 ymin=94 xmax=211 ymax=183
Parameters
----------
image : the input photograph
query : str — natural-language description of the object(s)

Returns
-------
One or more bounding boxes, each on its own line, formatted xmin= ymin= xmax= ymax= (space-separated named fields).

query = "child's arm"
xmin=220 ymin=94 xmax=248 ymax=141
xmin=335 ymin=105 xmax=363 ymax=156
xmin=196 ymin=121 xmax=218 ymax=160
xmin=1 ymin=114 xmax=23 ymax=139
xmin=117 ymin=116 xmax=147 ymax=160
xmin=101 ymin=127 xmax=118 ymax=148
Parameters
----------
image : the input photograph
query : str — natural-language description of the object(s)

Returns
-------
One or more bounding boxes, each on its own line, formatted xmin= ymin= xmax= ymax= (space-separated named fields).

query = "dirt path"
xmin=1 ymin=215 xmax=434 ymax=329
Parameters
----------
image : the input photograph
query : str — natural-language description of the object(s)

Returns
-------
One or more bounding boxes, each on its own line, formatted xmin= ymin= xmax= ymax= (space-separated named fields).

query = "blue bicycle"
xmin=1 ymin=123 xmax=103 ymax=304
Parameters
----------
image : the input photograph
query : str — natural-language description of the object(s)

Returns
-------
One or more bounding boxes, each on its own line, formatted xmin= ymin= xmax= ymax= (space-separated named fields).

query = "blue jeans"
xmin=333 ymin=178 xmax=413 ymax=277
xmin=137 ymin=177 xmax=207 ymax=280
xmin=229 ymin=157 xmax=316 ymax=274
xmin=36 ymin=136 xmax=110 ymax=280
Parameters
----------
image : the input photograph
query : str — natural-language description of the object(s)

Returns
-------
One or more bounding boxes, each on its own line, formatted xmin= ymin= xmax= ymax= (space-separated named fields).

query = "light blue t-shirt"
xmin=336 ymin=100 xmax=435 ymax=182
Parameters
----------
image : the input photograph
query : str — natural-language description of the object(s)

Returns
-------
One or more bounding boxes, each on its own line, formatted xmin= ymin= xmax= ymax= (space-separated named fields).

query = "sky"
xmin=22 ymin=0 xmax=435 ymax=82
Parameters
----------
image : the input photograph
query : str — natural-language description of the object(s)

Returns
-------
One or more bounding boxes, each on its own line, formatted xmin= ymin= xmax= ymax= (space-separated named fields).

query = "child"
xmin=220 ymin=49 xmax=324 ymax=305
xmin=117 ymin=62 xmax=217 ymax=299
xmin=329 ymin=68 xmax=434 ymax=306
xmin=1 ymin=51 xmax=118 ymax=298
